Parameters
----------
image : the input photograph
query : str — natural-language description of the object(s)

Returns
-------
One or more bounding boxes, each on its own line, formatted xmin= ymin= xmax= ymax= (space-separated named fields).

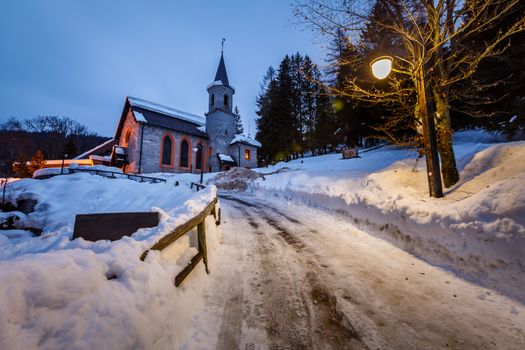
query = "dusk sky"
xmin=0 ymin=0 xmax=324 ymax=138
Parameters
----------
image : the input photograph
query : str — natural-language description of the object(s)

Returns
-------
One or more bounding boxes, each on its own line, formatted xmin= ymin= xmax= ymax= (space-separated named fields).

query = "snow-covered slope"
xmin=254 ymin=130 xmax=525 ymax=303
xmin=0 ymin=174 xmax=220 ymax=349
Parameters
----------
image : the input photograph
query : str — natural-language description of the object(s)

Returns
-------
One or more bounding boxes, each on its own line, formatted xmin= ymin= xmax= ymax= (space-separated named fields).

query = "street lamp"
xmin=370 ymin=55 xmax=444 ymax=198
xmin=192 ymin=145 xmax=204 ymax=184
xmin=370 ymin=56 xmax=393 ymax=80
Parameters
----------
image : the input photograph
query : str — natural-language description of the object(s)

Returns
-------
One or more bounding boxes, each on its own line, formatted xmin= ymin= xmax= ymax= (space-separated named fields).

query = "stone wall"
xmin=229 ymin=144 xmax=258 ymax=169
xmin=206 ymin=109 xmax=236 ymax=172
xmin=118 ymin=110 xmax=141 ymax=173
xmin=139 ymin=125 xmax=208 ymax=174
xmin=208 ymin=84 xmax=234 ymax=114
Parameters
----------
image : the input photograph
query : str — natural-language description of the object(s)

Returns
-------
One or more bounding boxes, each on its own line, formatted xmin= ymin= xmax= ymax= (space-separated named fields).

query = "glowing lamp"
xmin=371 ymin=56 xmax=393 ymax=80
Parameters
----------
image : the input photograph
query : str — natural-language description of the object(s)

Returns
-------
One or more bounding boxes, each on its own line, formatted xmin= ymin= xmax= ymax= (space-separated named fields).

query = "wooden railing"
xmin=140 ymin=197 xmax=220 ymax=287
xmin=68 ymin=168 xmax=168 ymax=184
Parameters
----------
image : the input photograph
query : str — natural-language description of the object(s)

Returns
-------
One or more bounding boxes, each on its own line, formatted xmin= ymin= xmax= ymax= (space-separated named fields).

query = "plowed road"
xmin=183 ymin=192 xmax=525 ymax=350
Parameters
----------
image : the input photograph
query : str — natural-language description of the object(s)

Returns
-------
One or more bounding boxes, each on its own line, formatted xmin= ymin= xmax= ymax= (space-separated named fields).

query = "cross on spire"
xmin=221 ymin=38 xmax=225 ymax=54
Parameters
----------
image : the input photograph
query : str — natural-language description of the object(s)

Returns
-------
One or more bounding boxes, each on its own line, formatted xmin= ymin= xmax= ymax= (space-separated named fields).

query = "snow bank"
xmin=214 ymin=167 xmax=263 ymax=191
xmin=0 ymin=174 xmax=221 ymax=349
xmin=253 ymin=130 xmax=525 ymax=303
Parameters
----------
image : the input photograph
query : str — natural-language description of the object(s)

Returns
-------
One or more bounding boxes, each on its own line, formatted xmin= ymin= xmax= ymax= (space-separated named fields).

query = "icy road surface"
xmin=183 ymin=192 xmax=525 ymax=350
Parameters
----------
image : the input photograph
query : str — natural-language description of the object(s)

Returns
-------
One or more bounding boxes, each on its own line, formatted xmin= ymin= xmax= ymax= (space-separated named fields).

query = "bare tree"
xmin=294 ymin=0 xmax=525 ymax=187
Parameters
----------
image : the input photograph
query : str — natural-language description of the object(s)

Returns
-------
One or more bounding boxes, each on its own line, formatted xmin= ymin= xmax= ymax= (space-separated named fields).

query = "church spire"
xmin=214 ymin=40 xmax=230 ymax=87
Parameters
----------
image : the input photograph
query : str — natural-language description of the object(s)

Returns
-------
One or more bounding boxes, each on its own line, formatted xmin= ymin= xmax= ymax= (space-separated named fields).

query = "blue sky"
xmin=0 ymin=0 xmax=325 ymax=137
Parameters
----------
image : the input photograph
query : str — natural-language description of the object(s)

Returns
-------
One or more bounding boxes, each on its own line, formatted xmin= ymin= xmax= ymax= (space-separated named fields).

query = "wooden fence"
xmin=140 ymin=197 xmax=220 ymax=287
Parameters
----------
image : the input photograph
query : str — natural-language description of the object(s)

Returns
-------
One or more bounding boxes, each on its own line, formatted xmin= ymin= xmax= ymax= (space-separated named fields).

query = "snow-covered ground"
xmin=0 ymin=173 xmax=220 ymax=349
xmin=2 ymin=128 xmax=524 ymax=349
xmin=183 ymin=192 xmax=525 ymax=349
xmin=249 ymin=130 xmax=525 ymax=303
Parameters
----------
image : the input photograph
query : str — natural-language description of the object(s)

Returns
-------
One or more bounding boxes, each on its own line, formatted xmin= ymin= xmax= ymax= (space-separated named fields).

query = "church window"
xmin=211 ymin=94 xmax=215 ymax=106
xmin=161 ymin=135 xmax=173 ymax=166
xmin=225 ymin=129 xmax=228 ymax=135
xmin=180 ymin=139 xmax=189 ymax=168
xmin=224 ymin=94 xmax=229 ymax=107
xmin=245 ymin=149 xmax=251 ymax=160
xmin=123 ymin=129 xmax=131 ymax=147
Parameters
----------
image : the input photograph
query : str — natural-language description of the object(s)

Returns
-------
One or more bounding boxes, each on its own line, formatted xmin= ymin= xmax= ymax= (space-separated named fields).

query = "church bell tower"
xmin=205 ymin=45 xmax=237 ymax=172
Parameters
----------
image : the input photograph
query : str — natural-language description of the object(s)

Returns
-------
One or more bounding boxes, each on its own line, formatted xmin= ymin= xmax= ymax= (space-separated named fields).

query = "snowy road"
xmin=183 ymin=192 xmax=525 ymax=350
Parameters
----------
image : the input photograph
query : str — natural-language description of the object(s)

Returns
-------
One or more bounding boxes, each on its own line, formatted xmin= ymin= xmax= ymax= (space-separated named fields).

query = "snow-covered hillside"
xmin=0 ymin=174 xmax=220 ymax=349
xmin=252 ymin=130 xmax=525 ymax=303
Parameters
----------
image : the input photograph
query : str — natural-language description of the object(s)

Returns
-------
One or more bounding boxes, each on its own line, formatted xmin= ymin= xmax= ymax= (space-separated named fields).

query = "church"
xmin=77 ymin=52 xmax=260 ymax=174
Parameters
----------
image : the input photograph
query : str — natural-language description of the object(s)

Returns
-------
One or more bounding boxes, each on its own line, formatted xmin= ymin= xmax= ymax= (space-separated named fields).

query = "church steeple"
xmin=214 ymin=53 xmax=230 ymax=87
xmin=207 ymin=43 xmax=234 ymax=114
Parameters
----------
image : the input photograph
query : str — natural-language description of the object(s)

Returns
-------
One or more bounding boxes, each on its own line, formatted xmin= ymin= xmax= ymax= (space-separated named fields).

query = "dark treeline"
xmin=0 ymin=116 xmax=110 ymax=176
xmin=255 ymin=53 xmax=337 ymax=164
xmin=256 ymin=0 xmax=524 ymax=175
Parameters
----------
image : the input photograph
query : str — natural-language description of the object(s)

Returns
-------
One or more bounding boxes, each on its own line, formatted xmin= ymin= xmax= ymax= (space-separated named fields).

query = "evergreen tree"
xmin=233 ymin=106 xmax=244 ymax=135
xmin=63 ymin=138 xmax=77 ymax=159
xmin=28 ymin=150 xmax=46 ymax=176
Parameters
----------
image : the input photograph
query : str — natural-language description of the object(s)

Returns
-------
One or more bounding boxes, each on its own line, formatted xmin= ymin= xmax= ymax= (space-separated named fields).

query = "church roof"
xmin=213 ymin=53 xmax=230 ymax=87
xmin=230 ymin=134 xmax=262 ymax=148
xmin=116 ymin=97 xmax=207 ymax=139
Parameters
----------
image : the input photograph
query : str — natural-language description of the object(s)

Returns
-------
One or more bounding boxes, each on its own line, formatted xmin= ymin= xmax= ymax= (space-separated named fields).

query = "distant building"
xmin=76 ymin=53 xmax=260 ymax=173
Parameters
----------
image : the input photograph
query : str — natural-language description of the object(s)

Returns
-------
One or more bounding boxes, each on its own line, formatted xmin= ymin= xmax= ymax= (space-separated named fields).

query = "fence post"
xmin=197 ymin=221 xmax=209 ymax=273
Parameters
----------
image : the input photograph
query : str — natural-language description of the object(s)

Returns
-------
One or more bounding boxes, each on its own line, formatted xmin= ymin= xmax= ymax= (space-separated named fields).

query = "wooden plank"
xmin=174 ymin=251 xmax=203 ymax=286
xmin=140 ymin=198 xmax=217 ymax=260
xmin=74 ymin=212 xmax=159 ymax=242
xmin=198 ymin=221 xmax=209 ymax=274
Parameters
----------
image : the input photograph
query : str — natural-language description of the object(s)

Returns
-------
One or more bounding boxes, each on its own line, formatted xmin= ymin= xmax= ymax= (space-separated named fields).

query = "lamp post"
xmin=371 ymin=56 xmax=443 ymax=198
xmin=60 ymin=153 xmax=68 ymax=175
xmin=193 ymin=145 xmax=204 ymax=184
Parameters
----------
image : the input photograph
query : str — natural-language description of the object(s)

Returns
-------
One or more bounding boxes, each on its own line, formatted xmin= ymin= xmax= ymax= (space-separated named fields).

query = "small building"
xmin=76 ymin=52 xmax=260 ymax=174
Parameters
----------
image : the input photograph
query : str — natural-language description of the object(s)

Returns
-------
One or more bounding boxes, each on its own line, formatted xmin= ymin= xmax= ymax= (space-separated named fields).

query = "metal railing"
xmin=68 ymin=168 xmax=167 ymax=184
xmin=140 ymin=197 xmax=220 ymax=287
xmin=190 ymin=182 xmax=206 ymax=191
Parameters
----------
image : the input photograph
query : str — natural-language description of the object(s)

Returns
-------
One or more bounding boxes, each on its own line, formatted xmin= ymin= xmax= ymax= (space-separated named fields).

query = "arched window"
xmin=211 ymin=94 xmax=215 ymax=106
xmin=196 ymin=144 xmax=203 ymax=170
xmin=123 ymin=129 xmax=131 ymax=147
xmin=180 ymin=139 xmax=189 ymax=168
xmin=224 ymin=94 xmax=229 ymax=107
xmin=161 ymin=135 xmax=173 ymax=166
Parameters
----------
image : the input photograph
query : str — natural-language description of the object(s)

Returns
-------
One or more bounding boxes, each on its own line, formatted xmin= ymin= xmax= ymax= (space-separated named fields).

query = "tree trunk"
xmin=428 ymin=3 xmax=460 ymax=188
xmin=434 ymin=94 xmax=459 ymax=187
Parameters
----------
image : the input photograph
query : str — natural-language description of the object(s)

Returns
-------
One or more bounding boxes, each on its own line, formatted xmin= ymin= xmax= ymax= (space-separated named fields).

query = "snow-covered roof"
xmin=206 ymin=80 xmax=223 ymax=89
xmin=133 ymin=110 xmax=147 ymax=123
xmin=128 ymin=96 xmax=205 ymax=126
xmin=73 ymin=139 xmax=115 ymax=160
xmin=206 ymin=80 xmax=235 ymax=91
xmin=230 ymin=134 xmax=262 ymax=148
xmin=197 ymin=126 xmax=206 ymax=133
xmin=218 ymin=153 xmax=235 ymax=163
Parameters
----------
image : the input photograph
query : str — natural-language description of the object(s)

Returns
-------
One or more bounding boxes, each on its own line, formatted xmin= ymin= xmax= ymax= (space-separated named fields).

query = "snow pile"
xmin=214 ymin=167 xmax=262 ymax=191
xmin=254 ymin=130 xmax=525 ymax=302
xmin=0 ymin=174 xmax=221 ymax=349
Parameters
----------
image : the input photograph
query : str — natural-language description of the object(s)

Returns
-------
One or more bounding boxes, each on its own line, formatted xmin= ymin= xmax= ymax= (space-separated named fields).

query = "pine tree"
xmin=63 ymin=138 xmax=77 ymax=158
xmin=28 ymin=150 xmax=46 ymax=176
xmin=233 ymin=106 xmax=244 ymax=135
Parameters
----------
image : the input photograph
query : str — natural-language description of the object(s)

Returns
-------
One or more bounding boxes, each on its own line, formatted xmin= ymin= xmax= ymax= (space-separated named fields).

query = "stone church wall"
xmin=118 ymin=110 xmax=141 ymax=173
xmin=206 ymin=109 xmax=236 ymax=171
xmin=139 ymin=125 xmax=208 ymax=174
xmin=229 ymin=144 xmax=258 ymax=169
